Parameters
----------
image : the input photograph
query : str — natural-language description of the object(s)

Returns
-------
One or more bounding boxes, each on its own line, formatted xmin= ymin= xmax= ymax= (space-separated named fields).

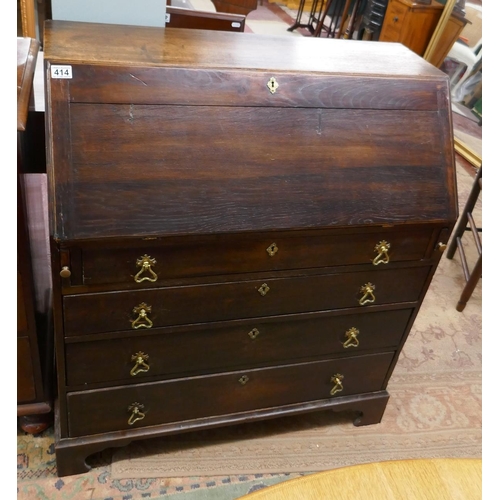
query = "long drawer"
xmin=65 ymin=227 xmax=435 ymax=288
xmin=65 ymin=308 xmax=413 ymax=386
xmin=63 ymin=266 xmax=430 ymax=336
xmin=66 ymin=352 xmax=395 ymax=437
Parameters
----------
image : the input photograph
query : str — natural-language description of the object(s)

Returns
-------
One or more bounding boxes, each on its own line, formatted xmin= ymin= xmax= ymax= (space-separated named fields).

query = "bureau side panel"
xmin=57 ymin=105 xmax=454 ymax=239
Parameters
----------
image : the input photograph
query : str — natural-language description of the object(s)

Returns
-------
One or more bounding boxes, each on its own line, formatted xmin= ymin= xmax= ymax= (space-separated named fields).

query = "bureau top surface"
xmin=44 ymin=20 xmax=445 ymax=79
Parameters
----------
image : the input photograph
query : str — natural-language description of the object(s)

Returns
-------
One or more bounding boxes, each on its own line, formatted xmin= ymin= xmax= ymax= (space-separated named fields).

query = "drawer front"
xmin=72 ymin=228 xmax=435 ymax=288
xmin=380 ymin=2 xmax=408 ymax=40
xmin=63 ymin=267 xmax=430 ymax=336
xmin=65 ymin=308 xmax=413 ymax=386
xmin=66 ymin=352 xmax=395 ymax=437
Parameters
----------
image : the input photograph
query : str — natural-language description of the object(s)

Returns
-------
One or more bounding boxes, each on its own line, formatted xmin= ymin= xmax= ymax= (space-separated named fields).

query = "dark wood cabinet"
xmin=17 ymin=37 xmax=53 ymax=434
xmin=43 ymin=21 xmax=457 ymax=476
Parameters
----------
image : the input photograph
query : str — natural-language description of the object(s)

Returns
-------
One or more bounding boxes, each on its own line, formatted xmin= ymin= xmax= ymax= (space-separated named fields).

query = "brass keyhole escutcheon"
xmin=60 ymin=266 xmax=71 ymax=278
xmin=266 ymin=243 xmax=278 ymax=257
xmin=248 ymin=328 xmax=260 ymax=340
xmin=130 ymin=351 xmax=150 ymax=376
xmin=258 ymin=283 xmax=270 ymax=296
xmin=131 ymin=302 xmax=153 ymax=329
xmin=239 ymin=375 xmax=250 ymax=385
xmin=372 ymin=240 xmax=390 ymax=265
xmin=343 ymin=327 xmax=360 ymax=348
xmin=330 ymin=374 xmax=344 ymax=396
xmin=358 ymin=283 xmax=376 ymax=306
xmin=134 ymin=254 xmax=158 ymax=283
xmin=127 ymin=402 xmax=146 ymax=426
xmin=267 ymin=77 xmax=279 ymax=94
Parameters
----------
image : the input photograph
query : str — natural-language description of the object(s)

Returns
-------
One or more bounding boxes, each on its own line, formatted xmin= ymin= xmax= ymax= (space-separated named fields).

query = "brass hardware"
xmin=131 ymin=302 xmax=153 ymax=329
xmin=130 ymin=351 xmax=150 ymax=376
xmin=258 ymin=283 xmax=270 ymax=296
xmin=127 ymin=402 xmax=146 ymax=426
xmin=372 ymin=240 xmax=391 ymax=265
xmin=343 ymin=327 xmax=360 ymax=348
xmin=267 ymin=77 xmax=279 ymax=94
xmin=359 ymin=283 xmax=376 ymax=306
xmin=266 ymin=243 xmax=278 ymax=257
xmin=248 ymin=328 xmax=260 ymax=339
xmin=438 ymin=242 xmax=447 ymax=252
xmin=239 ymin=375 xmax=250 ymax=385
xmin=60 ymin=266 xmax=71 ymax=278
xmin=134 ymin=254 xmax=158 ymax=283
xmin=330 ymin=374 xmax=344 ymax=396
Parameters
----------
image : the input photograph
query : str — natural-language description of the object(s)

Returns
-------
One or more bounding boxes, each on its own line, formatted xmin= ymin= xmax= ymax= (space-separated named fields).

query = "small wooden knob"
xmin=60 ymin=266 xmax=71 ymax=278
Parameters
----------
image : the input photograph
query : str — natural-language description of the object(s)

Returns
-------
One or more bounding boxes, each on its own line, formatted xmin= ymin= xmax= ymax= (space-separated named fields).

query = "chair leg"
xmin=446 ymin=167 xmax=482 ymax=260
xmin=456 ymin=254 xmax=482 ymax=312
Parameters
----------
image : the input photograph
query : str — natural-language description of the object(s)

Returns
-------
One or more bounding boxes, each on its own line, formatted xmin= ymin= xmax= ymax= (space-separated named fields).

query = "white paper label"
xmin=51 ymin=65 xmax=73 ymax=79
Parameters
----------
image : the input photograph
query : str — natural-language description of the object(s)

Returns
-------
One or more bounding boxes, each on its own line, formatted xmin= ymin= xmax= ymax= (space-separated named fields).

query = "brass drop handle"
xmin=60 ymin=266 xmax=71 ymax=278
xmin=127 ymin=403 xmax=146 ymax=426
xmin=134 ymin=254 xmax=158 ymax=283
xmin=372 ymin=240 xmax=390 ymax=265
xmin=131 ymin=302 xmax=153 ymax=329
xmin=130 ymin=351 xmax=150 ymax=376
xmin=330 ymin=374 xmax=344 ymax=396
xmin=359 ymin=283 xmax=376 ymax=306
xmin=258 ymin=283 xmax=270 ymax=296
xmin=343 ymin=327 xmax=360 ymax=348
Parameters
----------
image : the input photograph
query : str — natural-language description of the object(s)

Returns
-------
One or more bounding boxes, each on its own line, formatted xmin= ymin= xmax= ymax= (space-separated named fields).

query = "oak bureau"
xmin=43 ymin=20 xmax=458 ymax=476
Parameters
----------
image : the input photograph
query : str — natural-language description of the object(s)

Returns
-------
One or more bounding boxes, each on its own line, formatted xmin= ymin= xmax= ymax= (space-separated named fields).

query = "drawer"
xmin=66 ymin=352 xmax=395 ymax=437
xmin=65 ymin=308 xmax=413 ymax=386
xmin=63 ymin=266 xmax=430 ymax=336
xmin=68 ymin=227 xmax=435 ymax=288
xmin=380 ymin=2 xmax=407 ymax=40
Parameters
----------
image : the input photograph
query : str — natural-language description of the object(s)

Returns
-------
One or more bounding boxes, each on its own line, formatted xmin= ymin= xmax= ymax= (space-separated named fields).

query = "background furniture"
xmin=165 ymin=5 xmax=245 ymax=31
xmin=211 ymin=0 xmax=258 ymax=15
xmin=236 ymin=458 xmax=482 ymax=499
xmin=44 ymin=20 xmax=457 ymax=477
xmin=446 ymin=2 xmax=481 ymax=98
xmin=287 ymin=0 xmax=329 ymax=34
xmin=379 ymin=0 xmax=468 ymax=67
xmin=358 ymin=0 xmax=389 ymax=40
xmin=17 ymin=37 xmax=53 ymax=434
xmin=446 ymin=166 xmax=482 ymax=311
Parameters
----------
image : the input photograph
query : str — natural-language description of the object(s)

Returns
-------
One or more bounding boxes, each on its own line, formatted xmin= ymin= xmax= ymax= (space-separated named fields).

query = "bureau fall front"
xmin=43 ymin=20 xmax=458 ymax=476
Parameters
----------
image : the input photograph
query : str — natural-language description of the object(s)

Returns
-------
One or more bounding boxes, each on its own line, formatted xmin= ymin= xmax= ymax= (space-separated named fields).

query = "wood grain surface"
xmin=237 ymin=458 xmax=482 ymax=499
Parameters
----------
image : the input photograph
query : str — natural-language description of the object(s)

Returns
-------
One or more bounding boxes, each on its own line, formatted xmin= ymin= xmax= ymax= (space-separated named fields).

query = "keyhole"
xmin=267 ymin=77 xmax=279 ymax=94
